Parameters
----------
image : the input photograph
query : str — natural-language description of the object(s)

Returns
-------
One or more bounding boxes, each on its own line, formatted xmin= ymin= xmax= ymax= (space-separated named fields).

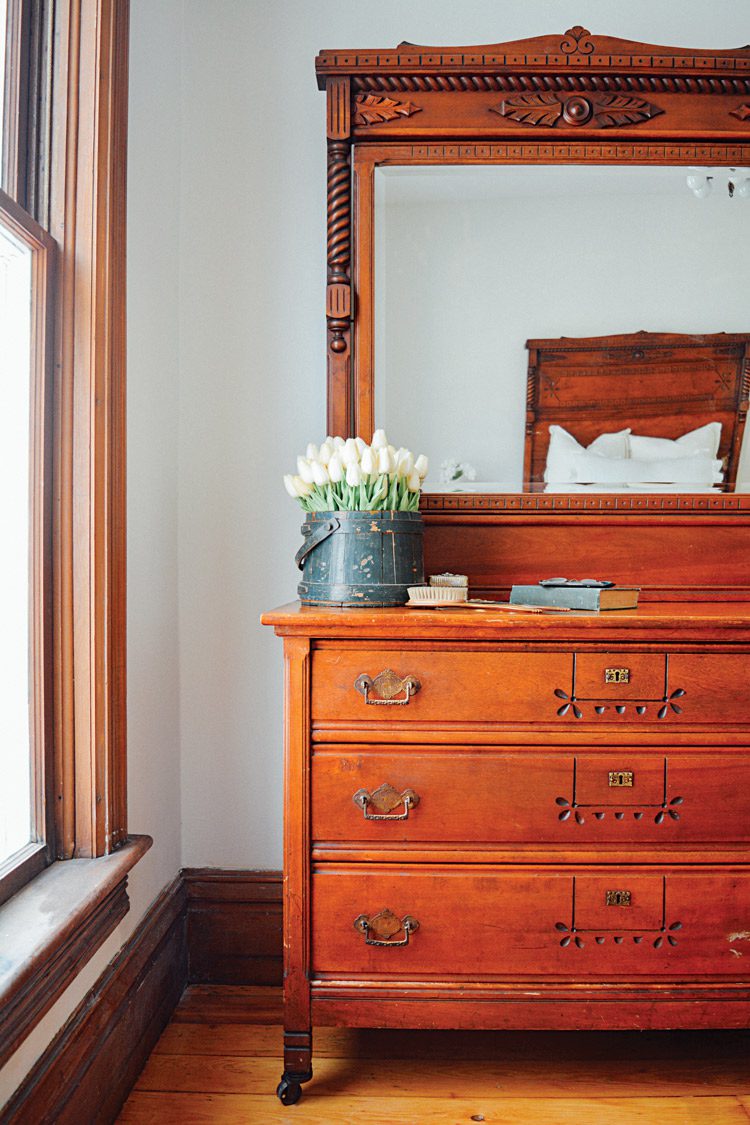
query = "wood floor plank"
xmin=153 ymin=1021 xmax=750 ymax=1064
xmin=135 ymin=1052 xmax=750 ymax=1099
xmin=172 ymin=986 xmax=282 ymax=1025
xmin=118 ymin=1091 xmax=750 ymax=1125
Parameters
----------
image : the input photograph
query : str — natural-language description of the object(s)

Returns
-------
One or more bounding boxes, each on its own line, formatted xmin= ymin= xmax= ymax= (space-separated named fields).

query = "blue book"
xmin=509 ymin=584 xmax=640 ymax=611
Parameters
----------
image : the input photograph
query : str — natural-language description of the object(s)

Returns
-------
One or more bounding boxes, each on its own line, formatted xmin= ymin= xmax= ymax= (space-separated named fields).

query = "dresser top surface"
xmin=261 ymin=600 xmax=750 ymax=641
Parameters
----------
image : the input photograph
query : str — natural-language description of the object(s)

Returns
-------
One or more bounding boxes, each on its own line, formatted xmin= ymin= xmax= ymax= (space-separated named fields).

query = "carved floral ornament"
xmin=493 ymin=92 xmax=663 ymax=130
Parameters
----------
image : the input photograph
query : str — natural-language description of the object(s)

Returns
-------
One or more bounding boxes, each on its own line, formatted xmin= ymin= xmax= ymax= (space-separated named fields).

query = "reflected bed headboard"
xmin=523 ymin=331 xmax=750 ymax=486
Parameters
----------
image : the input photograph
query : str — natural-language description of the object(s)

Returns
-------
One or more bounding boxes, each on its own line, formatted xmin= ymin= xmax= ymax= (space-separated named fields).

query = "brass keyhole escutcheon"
xmin=605 ymin=668 xmax=630 ymax=684
xmin=608 ymin=770 xmax=634 ymax=788
xmin=605 ymin=890 xmax=632 ymax=907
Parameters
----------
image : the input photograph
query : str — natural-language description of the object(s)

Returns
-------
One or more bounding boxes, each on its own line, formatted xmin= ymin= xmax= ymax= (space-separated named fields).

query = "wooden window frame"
xmin=49 ymin=0 xmax=129 ymax=860
xmin=0 ymin=0 xmax=129 ymax=892
xmin=0 ymin=0 xmax=136 ymax=1067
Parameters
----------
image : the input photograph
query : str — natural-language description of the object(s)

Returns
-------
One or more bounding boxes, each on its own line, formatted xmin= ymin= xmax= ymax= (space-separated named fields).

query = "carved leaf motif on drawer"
xmin=554 ymin=686 xmax=686 ymax=720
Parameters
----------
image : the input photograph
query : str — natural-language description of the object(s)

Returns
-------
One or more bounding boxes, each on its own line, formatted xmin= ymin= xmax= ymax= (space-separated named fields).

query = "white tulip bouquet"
xmin=284 ymin=430 xmax=428 ymax=512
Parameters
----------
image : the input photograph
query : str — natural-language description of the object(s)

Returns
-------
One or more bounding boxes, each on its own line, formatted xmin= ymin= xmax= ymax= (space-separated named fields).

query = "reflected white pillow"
xmin=572 ymin=450 xmax=722 ymax=485
xmin=544 ymin=425 xmax=631 ymax=483
xmin=629 ymin=422 xmax=721 ymax=461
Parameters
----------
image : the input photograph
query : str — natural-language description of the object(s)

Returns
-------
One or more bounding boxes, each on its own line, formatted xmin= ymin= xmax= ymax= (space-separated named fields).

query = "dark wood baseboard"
xmin=184 ymin=868 xmax=282 ymax=986
xmin=3 ymin=867 xmax=281 ymax=1122
xmin=4 ymin=875 xmax=187 ymax=1125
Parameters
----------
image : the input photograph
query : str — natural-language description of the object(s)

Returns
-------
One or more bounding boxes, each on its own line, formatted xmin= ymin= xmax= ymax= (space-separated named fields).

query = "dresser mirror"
xmin=373 ymin=163 xmax=750 ymax=492
xmin=317 ymin=28 xmax=750 ymax=515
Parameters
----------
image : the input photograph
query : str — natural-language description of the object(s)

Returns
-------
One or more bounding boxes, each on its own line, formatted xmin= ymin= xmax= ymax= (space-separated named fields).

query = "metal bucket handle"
xmin=295 ymin=517 xmax=340 ymax=570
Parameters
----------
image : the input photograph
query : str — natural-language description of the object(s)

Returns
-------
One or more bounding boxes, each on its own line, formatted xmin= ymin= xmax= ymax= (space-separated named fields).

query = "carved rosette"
xmin=492 ymin=92 xmax=664 ymax=129
xmin=353 ymin=94 xmax=422 ymax=126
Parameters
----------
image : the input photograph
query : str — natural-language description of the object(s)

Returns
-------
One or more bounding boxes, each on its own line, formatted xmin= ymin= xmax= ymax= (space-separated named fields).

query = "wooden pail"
xmin=295 ymin=510 xmax=424 ymax=607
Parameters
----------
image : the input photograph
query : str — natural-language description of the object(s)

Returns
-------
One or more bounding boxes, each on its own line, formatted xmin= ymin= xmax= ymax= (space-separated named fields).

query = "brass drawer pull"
xmin=354 ymin=669 xmax=421 ymax=706
xmin=353 ymin=783 xmax=420 ymax=820
xmin=354 ymin=908 xmax=420 ymax=947
xmin=605 ymin=890 xmax=632 ymax=907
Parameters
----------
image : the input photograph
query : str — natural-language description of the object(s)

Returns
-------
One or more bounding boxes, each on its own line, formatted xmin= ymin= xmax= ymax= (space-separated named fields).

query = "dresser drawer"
xmin=312 ymin=748 xmax=750 ymax=844
xmin=312 ymin=649 xmax=570 ymax=726
xmin=312 ymin=648 xmax=749 ymax=728
xmin=312 ymin=866 xmax=750 ymax=978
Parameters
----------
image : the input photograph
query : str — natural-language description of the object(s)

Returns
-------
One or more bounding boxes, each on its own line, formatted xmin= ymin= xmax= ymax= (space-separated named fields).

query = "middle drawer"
xmin=312 ymin=747 xmax=750 ymax=845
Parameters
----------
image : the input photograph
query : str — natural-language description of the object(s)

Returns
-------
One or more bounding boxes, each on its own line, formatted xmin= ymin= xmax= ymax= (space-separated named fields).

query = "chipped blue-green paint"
xmin=296 ymin=510 xmax=424 ymax=607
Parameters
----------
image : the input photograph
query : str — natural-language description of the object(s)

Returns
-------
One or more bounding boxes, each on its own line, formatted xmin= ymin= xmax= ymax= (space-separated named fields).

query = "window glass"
xmin=0 ymin=217 xmax=32 ymax=867
xmin=0 ymin=0 xmax=6 ymax=158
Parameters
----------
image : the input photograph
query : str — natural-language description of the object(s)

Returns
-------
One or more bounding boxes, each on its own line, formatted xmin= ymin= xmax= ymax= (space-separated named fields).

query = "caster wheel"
xmin=276 ymin=1077 xmax=302 ymax=1105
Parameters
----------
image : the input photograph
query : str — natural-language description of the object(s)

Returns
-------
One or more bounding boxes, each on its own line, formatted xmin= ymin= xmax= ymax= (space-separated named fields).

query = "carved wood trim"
xmin=353 ymin=93 xmax=421 ymax=125
xmin=351 ymin=74 xmax=750 ymax=96
xmin=420 ymin=493 xmax=750 ymax=513
xmin=492 ymin=92 xmax=663 ymax=129
xmin=378 ymin=142 xmax=750 ymax=163
xmin=316 ymin=28 xmax=750 ymax=92
xmin=325 ymin=78 xmax=352 ymax=436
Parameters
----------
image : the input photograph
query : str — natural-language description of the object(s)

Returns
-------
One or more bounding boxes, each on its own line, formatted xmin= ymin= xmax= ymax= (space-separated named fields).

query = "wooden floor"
xmin=117 ymin=986 xmax=750 ymax=1124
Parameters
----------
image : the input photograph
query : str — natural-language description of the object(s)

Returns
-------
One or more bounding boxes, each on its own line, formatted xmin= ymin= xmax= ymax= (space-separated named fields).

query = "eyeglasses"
xmin=539 ymin=578 xmax=615 ymax=588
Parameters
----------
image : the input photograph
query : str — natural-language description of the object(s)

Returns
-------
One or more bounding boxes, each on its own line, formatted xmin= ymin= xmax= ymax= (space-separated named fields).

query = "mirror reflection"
xmin=374 ymin=165 xmax=750 ymax=492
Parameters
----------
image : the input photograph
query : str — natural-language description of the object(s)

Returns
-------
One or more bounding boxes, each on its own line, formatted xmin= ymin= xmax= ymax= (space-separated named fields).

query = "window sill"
xmin=0 ymin=834 xmax=152 ymax=1068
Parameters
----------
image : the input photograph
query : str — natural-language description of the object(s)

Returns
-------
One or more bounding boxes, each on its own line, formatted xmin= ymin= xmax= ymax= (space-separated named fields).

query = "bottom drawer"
xmin=312 ymin=865 xmax=750 ymax=978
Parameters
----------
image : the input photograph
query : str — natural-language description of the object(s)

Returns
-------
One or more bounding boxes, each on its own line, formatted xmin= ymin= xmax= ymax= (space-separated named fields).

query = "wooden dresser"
xmin=262 ymin=600 xmax=750 ymax=1102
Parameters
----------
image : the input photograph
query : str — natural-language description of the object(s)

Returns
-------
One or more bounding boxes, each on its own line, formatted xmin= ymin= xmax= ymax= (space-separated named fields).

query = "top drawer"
xmin=312 ymin=648 xmax=749 ymax=727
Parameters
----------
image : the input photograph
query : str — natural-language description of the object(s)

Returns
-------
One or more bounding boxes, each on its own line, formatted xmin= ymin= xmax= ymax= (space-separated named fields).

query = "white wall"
xmin=4 ymin=0 xmax=750 ymax=1104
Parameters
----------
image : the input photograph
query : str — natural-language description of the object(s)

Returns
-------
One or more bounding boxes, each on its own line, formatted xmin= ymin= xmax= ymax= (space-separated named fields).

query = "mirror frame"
xmin=315 ymin=27 xmax=750 ymax=515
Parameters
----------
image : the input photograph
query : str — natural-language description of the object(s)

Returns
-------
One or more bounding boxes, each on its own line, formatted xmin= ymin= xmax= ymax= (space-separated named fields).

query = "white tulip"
xmin=292 ymin=475 xmax=313 ymax=497
xmin=305 ymin=443 xmax=319 ymax=461
xmin=283 ymin=474 xmax=298 ymax=497
xmin=360 ymin=447 xmax=376 ymax=478
xmin=332 ymin=435 xmax=345 ymax=449
xmin=354 ymin=436 xmax=368 ymax=455
xmin=311 ymin=460 xmax=329 ymax=486
xmin=397 ymin=450 xmax=414 ymax=477
xmin=371 ymin=429 xmax=388 ymax=449
xmin=377 ymin=447 xmax=395 ymax=474
xmin=342 ymin=437 xmax=360 ymax=465
xmin=297 ymin=457 xmax=315 ymax=484
xmin=415 ymin=454 xmax=429 ymax=479
xmin=328 ymin=451 xmax=344 ymax=482
xmin=318 ymin=441 xmax=333 ymax=465
xmin=407 ymin=469 xmax=421 ymax=492
xmin=346 ymin=462 xmax=362 ymax=487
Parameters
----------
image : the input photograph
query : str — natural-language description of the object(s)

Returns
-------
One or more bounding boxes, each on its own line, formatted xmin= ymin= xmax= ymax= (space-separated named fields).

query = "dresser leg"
xmin=276 ymin=1030 xmax=313 ymax=1104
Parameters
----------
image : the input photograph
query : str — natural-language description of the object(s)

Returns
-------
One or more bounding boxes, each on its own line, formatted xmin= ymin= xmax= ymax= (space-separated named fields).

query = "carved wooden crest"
xmin=560 ymin=25 xmax=594 ymax=55
xmin=492 ymin=92 xmax=663 ymax=129
xmin=353 ymin=94 xmax=422 ymax=126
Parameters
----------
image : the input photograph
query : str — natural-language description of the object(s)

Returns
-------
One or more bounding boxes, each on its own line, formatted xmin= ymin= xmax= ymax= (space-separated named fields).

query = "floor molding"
xmin=4 ymin=875 xmax=187 ymax=1125
xmin=184 ymin=868 xmax=282 ymax=986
